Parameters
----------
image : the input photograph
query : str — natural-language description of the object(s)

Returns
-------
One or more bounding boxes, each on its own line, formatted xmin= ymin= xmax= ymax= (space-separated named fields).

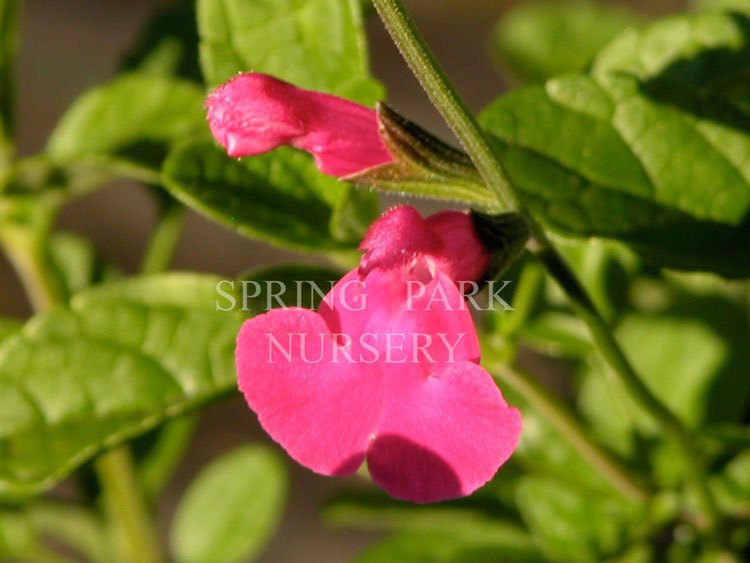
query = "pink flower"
xmin=206 ymin=72 xmax=394 ymax=177
xmin=359 ymin=207 xmax=492 ymax=283
xmin=236 ymin=206 xmax=521 ymax=503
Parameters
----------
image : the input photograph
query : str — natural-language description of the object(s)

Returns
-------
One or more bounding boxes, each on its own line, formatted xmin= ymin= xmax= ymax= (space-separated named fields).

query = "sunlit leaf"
xmin=170 ymin=445 xmax=287 ymax=563
xmin=0 ymin=274 xmax=242 ymax=497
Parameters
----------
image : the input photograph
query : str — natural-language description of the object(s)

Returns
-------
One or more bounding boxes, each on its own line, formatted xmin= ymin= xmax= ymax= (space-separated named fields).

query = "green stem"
xmin=0 ymin=206 xmax=67 ymax=310
xmin=140 ymin=199 xmax=185 ymax=275
xmin=93 ymin=197 xmax=189 ymax=562
xmin=96 ymin=196 xmax=191 ymax=563
xmin=371 ymin=0 xmax=521 ymax=214
xmin=91 ymin=198 xmax=186 ymax=562
xmin=491 ymin=261 xmax=650 ymax=502
xmin=137 ymin=415 xmax=196 ymax=503
xmin=94 ymin=448 xmax=163 ymax=563
xmin=491 ymin=363 xmax=650 ymax=502
xmin=532 ymin=244 xmax=718 ymax=529
xmin=373 ymin=0 xmax=718 ymax=533
xmin=499 ymin=260 xmax=544 ymax=349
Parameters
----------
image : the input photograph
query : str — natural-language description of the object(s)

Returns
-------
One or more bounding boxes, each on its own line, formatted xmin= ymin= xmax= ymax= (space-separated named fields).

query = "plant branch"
xmin=373 ymin=0 xmax=718 ymax=533
xmin=0 ymin=205 xmax=67 ymax=310
xmin=371 ymin=0 xmax=521 ymax=214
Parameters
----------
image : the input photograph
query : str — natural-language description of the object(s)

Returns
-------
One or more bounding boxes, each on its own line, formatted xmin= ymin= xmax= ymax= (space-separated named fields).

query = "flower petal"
xmin=367 ymin=361 xmax=521 ymax=503
xmin=236 ymin=308 xmax=384 ymax=475
xmin=206 ymin=72 xmax=393 ymax=177
xmin=426 ymin=211 xmax=491 ymax=282
xmin=320 ymin=268 xmax=481 ymax=365
xmin=358 ymin=206 xmax=440 ymax=275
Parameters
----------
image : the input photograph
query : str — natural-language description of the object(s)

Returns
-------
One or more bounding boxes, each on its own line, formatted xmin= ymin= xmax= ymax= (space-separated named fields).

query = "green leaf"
xmin=121 ymin=0 xmax=201 ymax=82
xmin=197 ymin=0 xmax=382 ymax=103
xmin=692 ymin=0 xmax=750 ymax=16
xmin=662 ymin=275 xmax=750 ymax=424
xmin=481 ymin=11 xmax=750 ymax=277
xmin=49 ymin=232 xmax=119 ymax=296
xmin=163 ymin=140 xmax=367 ymax=252
xmin=27 ymin=503 xmax=109 ymax=563
xmin=579 ymin=314 xmax=728 ymax=456
xmin=324 ymin=490 xmax=526 ymax=547
xmin=712 ymin=449 xmax=750 ymax=516
xmin=516 ymin=476 xmax=642 ymax=563
xmin=492 ymin=0 xmax=638 ymax=84
xmin=136 ymin=415 xmax=196 ymax=502
xmin=511 ymin=403 xmax=615 ymax=494
xmin=592 ymin=9 xmax=750 ymax=92
xmin=0 ymin=273 xmax=243 ymax=497
xmin=520 ymin=312 xmax=592 ymax=357
xmin=0 ymin=156 xmax=110 ymax=203
xmin=191 ymin=0 xmax=381 ymax=248
xmin=238 ymin=264 xmax=343 ymax=314
xmin=356 ymin=532 xmax=544 ymax=563
xmin=170 ymin=445 xmax=287 ymax=563
xmin=0 ymin=509 xmax=34 ymax=560
xmin=0 ymin=317 xmax=19 ymax=344
xmin=47 ymin=73 xmax=206 ymax=175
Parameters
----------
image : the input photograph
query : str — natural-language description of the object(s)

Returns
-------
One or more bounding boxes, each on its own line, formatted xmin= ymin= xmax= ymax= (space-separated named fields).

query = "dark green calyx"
xmin=471 ymin=211 xmax=530 ymax=279
xmin=346 ymin=103 xmax=500 ymax=212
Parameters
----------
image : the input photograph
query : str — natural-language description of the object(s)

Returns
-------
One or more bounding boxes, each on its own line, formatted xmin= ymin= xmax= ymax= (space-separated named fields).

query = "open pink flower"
xmin=236 ymin=206 xmax=521 ymax=503
xmin=206 ymin=72 xmax=394 ymax=176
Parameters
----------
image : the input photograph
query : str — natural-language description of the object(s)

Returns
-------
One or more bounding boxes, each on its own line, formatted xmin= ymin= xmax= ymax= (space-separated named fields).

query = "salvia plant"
xmin=0 ymin=0 xmax=748 ymax=561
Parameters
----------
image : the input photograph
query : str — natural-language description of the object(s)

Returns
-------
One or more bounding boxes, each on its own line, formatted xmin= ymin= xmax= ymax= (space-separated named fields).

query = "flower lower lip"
xmin=264 ymin=331 xmax=470 ymax=365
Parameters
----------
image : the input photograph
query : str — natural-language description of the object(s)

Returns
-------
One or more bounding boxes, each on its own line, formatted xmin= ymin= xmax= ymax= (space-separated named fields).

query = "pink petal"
xmin=367 ymin=361 xmax=521 ymax=503
xmin=236 ymin=308 xmax=384 ymax=475
xmin=358 ymin=206 xmax=441 ymax=276
xmin=320 ymin=268 xmax=481 ymax=365
xmin=206 ymin=72 xmax=394 ymax=177
xmin=426 ymin=211 xmax=491 ymax=282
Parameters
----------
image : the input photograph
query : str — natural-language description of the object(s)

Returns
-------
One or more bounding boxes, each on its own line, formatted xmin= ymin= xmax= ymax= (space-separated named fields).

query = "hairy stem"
xmin=373 ymin=0 xmax=718 ymax=533
xmin=371 ymin=0 xmax=521 ymax=214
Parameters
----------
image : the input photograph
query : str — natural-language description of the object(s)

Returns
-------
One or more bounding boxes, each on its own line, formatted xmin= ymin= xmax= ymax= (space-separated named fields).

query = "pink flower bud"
xmin=206 ymin=72 xmax=394 ymax=177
